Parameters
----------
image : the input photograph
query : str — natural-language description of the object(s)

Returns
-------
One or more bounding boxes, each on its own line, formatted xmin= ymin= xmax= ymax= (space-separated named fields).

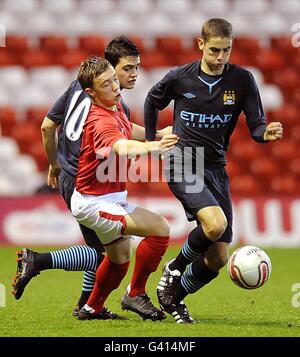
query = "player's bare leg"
xmin=120 ymin=208 xmax=169 ymax=321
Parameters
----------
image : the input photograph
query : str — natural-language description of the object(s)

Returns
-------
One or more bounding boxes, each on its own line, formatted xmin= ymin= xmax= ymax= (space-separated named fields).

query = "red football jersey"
xmin=76 ymin=103 xmax=132 ymax=195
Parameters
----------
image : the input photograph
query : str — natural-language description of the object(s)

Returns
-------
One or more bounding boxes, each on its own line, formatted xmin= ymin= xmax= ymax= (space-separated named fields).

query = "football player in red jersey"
xmin=72 ymin=56 xmax=178 ymax=320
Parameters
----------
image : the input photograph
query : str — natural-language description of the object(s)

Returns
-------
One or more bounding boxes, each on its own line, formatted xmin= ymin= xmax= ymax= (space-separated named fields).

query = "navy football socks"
xmin=169 ymin=225 xmax=213 ymax=273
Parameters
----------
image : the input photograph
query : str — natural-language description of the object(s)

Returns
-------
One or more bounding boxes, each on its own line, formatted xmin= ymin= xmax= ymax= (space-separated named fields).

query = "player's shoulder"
xmin=69 ymin=79 xmax=82 ymax=89
xmin=167 ymin=61 xmax=199 ymax=80
xmin=227 ymin=63 xmax=254 ymax=79
xmin=173 ymin=60 xmax=199 ymax=75
xmin=66 ymin=79 xmax=85 ymax=95
xmin=89 ymin=104 xmax=107 ymax=117
xmin=89 ymin=105 xmax=117 ymax=124
xmin=60 ymin=79 xmax=87 ymax=104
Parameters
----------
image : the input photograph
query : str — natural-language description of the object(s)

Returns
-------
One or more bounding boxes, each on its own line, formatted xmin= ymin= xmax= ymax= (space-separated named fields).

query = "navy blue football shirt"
xmin=144 ymin=61 xmax=266 ymax=166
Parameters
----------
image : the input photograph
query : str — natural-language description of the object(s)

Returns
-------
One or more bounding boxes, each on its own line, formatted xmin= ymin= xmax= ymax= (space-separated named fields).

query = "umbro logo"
xmin=183 ymin=92 xmax=196 ymax=99
xmin=116 ymin=202 xmax=128 ymax=209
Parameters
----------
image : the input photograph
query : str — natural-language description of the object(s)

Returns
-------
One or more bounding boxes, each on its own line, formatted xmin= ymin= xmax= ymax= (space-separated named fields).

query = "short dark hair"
xmin=77 ymin=56 xmax=111 ymax=90
xmin=104 ymin=36 xmax=140 ymax=68
xmin=201 ymin=18 xmax=233 ymax=42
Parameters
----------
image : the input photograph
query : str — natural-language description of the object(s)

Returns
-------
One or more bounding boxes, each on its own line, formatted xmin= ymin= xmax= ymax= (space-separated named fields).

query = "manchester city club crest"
xmin=223 ymin=90 xmax=236 ymax=105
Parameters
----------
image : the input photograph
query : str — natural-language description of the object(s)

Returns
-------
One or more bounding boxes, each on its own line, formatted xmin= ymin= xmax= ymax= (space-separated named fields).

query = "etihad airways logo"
xmin=180 ymin=110 xmax=232 ymax=128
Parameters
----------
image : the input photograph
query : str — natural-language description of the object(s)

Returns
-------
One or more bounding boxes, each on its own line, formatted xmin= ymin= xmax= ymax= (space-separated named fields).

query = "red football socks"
xmin=87 ymin=256 xmax=129 ymax=313
xmin=128 ymin=235 xmax=170 ymax=297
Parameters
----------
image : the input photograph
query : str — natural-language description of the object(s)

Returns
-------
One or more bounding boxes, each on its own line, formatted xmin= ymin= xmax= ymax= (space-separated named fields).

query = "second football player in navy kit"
xmin=144 ymin=18 xmax=283 ymax=323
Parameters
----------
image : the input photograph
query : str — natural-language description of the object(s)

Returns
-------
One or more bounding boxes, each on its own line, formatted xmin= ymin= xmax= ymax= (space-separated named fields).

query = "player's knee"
xmin=122 ymin=250 xmax=132 ymax=262
xmin=107 ymin=242 xmax=131 ymax=264
xmin=205 ymin=253 xmax=228 ymax=271
xmin=204 ymin=218 xmax=227 ymax=241
xmin=111 ymin=251 xmax=131 ymax=264
xmin=152 ymin=216 xmax=170 ymax=237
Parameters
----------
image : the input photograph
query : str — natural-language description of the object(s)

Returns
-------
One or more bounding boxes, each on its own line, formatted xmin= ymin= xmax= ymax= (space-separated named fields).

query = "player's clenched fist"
xmin=264 ymin=122 xmax=283 ymax=141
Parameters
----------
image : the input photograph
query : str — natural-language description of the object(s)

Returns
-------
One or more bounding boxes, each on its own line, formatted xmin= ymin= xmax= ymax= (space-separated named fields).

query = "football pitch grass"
xmin=0 ymin=245 xmax=299 ymax=337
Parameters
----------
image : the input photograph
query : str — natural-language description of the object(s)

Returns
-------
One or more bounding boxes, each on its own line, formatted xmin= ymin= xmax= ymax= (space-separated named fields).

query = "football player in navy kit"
xmin=144 ymin=18 xmax=283 ymax=323
xmin=12 ymin=36 xmax=171 ymax=319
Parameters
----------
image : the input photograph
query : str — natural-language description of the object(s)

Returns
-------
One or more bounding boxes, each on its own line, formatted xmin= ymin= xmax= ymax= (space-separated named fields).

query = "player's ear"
xmin=197 ymin=37 xmax=204 ymax=51
xmin=85 ymin=88 xmax=95 ymax=98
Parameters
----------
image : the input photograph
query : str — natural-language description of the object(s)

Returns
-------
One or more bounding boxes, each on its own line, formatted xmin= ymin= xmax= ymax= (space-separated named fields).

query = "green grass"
xmin=0 ymin=245 xmax=299 ymax=337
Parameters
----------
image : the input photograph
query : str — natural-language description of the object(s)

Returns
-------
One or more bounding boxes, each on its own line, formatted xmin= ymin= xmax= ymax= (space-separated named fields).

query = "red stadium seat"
xmin=293 ymin=53 xmax=300 ymax=71
xmin=250 ymin=157 xmax=279 ymax=181
xmin=155 ymin=36 xmax=184 ymax=55
xmin=270 ymin=141 xmax=298 ymax=162
xmin=158 ymin=108 xmax=173 ymax=129
xmin=230 ymin=140 xmax=263 ymax=162
xmin=228 ymin=132 xmax=241 ymax=147
xmin=230 ymin=174 xmax=262 ymax=196
xmin=59 ymin=49 xmax=88 ymax=69
xmin=291 ymin=87 xmax=300 ymax=105
xmin=234 ymin=37 xmax=262 ymax=55
xmin=11 ymin=122 xmax=41 ymax=154
xmin=272 ymin=69 xmax=299 ymax=99
xmin=141 ymin=50 xmax=169 ymax=69
xmin=233 ymin=113 xmax=251 ymax=139
xmin=228 ymin=51 xmax=252 ymax=66
xmin=176 ymin=49 xmax=200 ymax=66
xmin=22 ymin=49 xmax=54 ymax=67
xmin=290 ymin=125 xmax=300 ymax=142
xmin=78 ymin=35 xmax=107 ymax=56
xmin=26 ymin=106 xmax=49 ymax=127
xmin=0 ymin=106 xmax=17 ymax=136
xmin=0 ymin=48 xmax=18 ymax=66
xmin=39 ymin=35 xmax=69 ymax=55
xmin=268 ymin=104 xmax=298 ymax=127
xmin=289 ymin=158 xmax=300 ymax=178
xmin=255 ymin=49 xmax=285 ymax=79
xmin=6 ymin=35 xmax=29 ymax=55
xmin=28 ymin=141 xmax=48 ymax=172
xmin=226 ymin=160 xmax=244 ymax=178
xmin=271 ymin=175 xmax=299 ymax=195
xmin=271 ymin=37 xmax=299 ymax=56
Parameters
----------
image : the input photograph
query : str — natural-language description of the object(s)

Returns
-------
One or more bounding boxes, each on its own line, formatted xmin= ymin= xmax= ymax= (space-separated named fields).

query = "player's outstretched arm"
xmin=113 ymin=134 xmax=178 ymax=156
xmin=263 ymin=121 xmax=283 ymax=142
xmin=41 ymin=116 xmax=61 ymax=189
xmin=131 ymin=123 xmax=146 ymax=141
xmin=131 ymin=123 xmax=173 ymax=141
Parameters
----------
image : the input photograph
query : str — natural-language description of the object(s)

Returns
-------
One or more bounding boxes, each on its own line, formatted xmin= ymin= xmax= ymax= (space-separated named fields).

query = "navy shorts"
xmin=59 ymin=170 xmax=105 ymax=252
xmin=167 ymin=166 xmax=233 ymax=243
